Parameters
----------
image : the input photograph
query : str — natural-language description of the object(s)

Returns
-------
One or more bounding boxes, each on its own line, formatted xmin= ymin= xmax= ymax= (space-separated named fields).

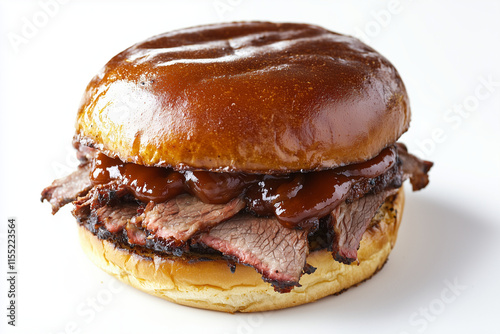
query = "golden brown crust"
xmin=75 ymin=22 xmax=410 ymax=172
xmin=77 ymin=187 xmax=404 ymax=312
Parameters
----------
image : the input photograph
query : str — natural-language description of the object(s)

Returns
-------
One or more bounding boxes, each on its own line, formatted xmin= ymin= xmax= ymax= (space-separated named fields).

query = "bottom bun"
xmin=78 ymin=187 xmax=405 ymax=313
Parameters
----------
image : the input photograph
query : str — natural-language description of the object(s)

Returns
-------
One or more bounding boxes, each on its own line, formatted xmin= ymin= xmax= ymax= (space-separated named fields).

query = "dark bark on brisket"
xmin=78 ymin=193 xmax=246 ymax=254
xmin=327 ymin=145 xmax=431 ymax=265
xmin=197 ymin=215 xmax=310 ymax=292
xmin=41 ymin=164 xmax=93 ymax=214
xmin=72 ymin=181 xmax=129 ymax=221
xmin=396 ymin=143 xmax=433 ymax=191
xmin=43 ymin=142 xmax=432 ymax=294
xmin=326 ymin=145 xmax=432 ymax=266
xmin=343 ymin=153 xmax=403 ymax=204
xmin=126 ymin=220 xmax=147 ymax=246
xmin=80 ymin=200 xmax=146 ymax=246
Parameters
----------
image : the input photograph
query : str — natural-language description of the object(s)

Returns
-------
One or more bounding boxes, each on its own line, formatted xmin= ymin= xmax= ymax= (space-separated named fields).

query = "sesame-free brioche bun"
xmin=75 ymin=22 xmax=410 ymax=173
xmin=78 ymin=187 xmax=404 ymax=313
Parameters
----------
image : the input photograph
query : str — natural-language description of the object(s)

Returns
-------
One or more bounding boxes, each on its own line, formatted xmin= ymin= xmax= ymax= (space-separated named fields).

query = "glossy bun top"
xmin=75 ymin=22 xmax=410 ymax=172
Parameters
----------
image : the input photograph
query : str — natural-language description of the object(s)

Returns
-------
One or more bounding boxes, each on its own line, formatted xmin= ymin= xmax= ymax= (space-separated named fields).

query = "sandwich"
xmin=41 ymin=21 xmax=432 ymax=312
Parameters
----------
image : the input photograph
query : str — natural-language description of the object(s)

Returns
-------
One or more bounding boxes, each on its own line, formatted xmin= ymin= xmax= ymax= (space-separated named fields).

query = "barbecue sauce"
xmin=90 ymin=146 xmax=396 ymax=228
xmin=91 ymin=153 xmax=184 ymax=202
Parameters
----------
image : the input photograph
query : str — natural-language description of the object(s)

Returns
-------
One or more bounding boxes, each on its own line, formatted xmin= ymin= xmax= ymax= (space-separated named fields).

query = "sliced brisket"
xmin=197 ymin=215 xmax=310 ymax=292
xmin=125 ymin=220 xmax=147 ymax=246
xmin=396 ymin=143 xmax=433 ymax=191
xmin=141 ymin=194 xmax=245 ymax=247
xmin=41 ymin=165 xmax=93 ymax=214
xmin=94 ymin=202 xmax=140 ymax=233
xmin=76 ymin=193 xmax=246 ymax=253
xmin=72 ymin=181 xmax=129 ymax=221
xmin=328 ymin=146 xmax=431 ymax=265
xmin=42 ymin=142 xmax=432 ymax=294
xmin=330 ymin=189 xmax=398 ymax=264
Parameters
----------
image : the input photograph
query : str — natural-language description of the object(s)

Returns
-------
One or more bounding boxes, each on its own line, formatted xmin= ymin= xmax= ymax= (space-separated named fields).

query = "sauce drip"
xmin=90 ymin=146 xmax=396 ymax=228
xmin=91 ymin=153 xmax=184 ymax=202
xmin=184 ymin=171 xmax=260 ymax=204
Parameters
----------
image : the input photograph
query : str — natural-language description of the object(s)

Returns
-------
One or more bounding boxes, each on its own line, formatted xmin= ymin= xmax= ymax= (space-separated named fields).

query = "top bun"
xmin=76 ymin=22 xmax=410 ymax=173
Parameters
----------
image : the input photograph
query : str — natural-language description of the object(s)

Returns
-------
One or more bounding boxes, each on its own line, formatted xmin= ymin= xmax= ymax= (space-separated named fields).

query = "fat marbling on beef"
xmin=197 ymin=214 xmax=310 ymax=292
xmin=41 ymin=164 xmax=92 ymax=214
xmin=141 ymin=194 xmax=245 ymax=247
xmin=41 ymin=143 xmax=432 ymax=293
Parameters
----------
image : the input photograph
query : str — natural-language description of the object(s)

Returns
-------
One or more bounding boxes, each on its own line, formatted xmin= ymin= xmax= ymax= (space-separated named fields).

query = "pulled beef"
xmin=41 ymin=165 xmax=93 ymax=214
xmin=141 ymin=194 xmax=245 ymax=247
xmin=197 ymin=215 xmax=310 ymax=292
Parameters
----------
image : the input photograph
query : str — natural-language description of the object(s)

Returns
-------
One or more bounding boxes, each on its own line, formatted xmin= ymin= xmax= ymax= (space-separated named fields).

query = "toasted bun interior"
xmin=77 ymin=187 xmax=404 ymax=313
xmin=76 ymin=22 xmax=410 ymax=172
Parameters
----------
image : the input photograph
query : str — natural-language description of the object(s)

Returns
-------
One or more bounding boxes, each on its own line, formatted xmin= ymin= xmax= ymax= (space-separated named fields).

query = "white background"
xmin=1 ymin=0 xmax=499 ymax=333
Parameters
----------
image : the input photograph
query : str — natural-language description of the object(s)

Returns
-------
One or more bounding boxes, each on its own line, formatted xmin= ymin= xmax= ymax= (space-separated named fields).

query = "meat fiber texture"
xmin=41 ymin=144 xmax=432 ymax=292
